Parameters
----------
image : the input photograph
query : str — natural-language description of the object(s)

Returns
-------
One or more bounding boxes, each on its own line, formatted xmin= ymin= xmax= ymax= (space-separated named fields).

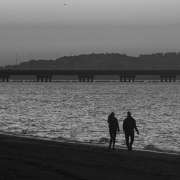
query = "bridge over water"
xmin=0 ymin=69 xmax=179 ymax=82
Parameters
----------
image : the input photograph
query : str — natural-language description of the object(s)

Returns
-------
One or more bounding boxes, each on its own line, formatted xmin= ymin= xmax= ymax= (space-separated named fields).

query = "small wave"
xmin=98 ymin=137 xmax=109 ymax=143
xmin=49 ymin=136 xmax=72 ymax=142
xmin=84 ymin=137 xmax=109 ymax=144
xmin=0 ymin=106 xmax=8 ymax=110
xmin=144 ymin=144 xmax=180 ymax=154
xmin=144 ymin=144 xmax=162 ymax=151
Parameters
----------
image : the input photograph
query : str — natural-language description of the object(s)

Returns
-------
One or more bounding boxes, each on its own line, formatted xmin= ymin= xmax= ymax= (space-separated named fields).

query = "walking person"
xmin=107 ymin=112 xmax=120 ymax=150
xmin=123 ymin=111 xmax=139 ymax=151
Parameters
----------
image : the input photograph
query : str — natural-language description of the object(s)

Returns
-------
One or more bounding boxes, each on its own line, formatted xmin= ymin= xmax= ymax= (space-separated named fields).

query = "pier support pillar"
xmin=36 ymin=75 xmax=52 ymax=82
xmin=48 ymin=75 xmax=52 ymax=82
xmin=120 ymin=75 xmax=135 ymax=82
xmin=160 ymin=75 xmax=176 ymax=82
xmin=119 ymin=76 xmax=123 ymax=82
xmin=78 ymin=75 xmax=94 ymax=82
xmin=1 ymin=76 xmax=9 ymax=82
xmin=123 ymin=76 xmax=127 ymax=82
xmin=172 ymin=75 xmax=176 ymax=82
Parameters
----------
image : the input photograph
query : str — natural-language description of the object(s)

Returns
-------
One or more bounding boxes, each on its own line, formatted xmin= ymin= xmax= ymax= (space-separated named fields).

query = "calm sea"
xmin=0 ymin=82 xmax=179 ymax=153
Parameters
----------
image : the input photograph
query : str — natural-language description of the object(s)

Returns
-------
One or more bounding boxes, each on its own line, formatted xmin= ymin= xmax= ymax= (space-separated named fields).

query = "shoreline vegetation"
xmin=0 ymin=133 xmax=179 ymax=179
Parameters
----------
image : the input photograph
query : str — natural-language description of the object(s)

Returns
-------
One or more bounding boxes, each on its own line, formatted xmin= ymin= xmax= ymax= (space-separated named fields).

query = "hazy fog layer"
xmin=0 ymin=0 xmax=180 ymax=65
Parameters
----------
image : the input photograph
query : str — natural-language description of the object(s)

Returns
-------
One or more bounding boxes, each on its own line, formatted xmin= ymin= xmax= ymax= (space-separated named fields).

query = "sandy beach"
xmin=0 ymin=134 xmax=179 ymax=180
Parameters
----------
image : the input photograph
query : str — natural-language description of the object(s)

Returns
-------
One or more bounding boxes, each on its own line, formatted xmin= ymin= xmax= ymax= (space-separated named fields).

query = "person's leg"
xmin=109 ymin=130 xmax=113 ymax=149
xmin=112 ymin=133 xmax=116 ymax=150
xmin=129 ymin=132 xmax=134 ymax=151
xmin=125 ymin=133 xmax=130 ymax=150
xmin=109 ymin=138 xmax=112 ymax=149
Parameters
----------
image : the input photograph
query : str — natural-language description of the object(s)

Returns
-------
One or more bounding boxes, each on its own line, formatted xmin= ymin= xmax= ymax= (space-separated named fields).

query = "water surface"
xmin=0 ymin=82 xmax=179 ymax=153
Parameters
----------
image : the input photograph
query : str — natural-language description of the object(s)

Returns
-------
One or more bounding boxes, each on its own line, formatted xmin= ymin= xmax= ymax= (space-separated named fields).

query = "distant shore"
xmin=0 ymin=133 xmax=179 ymax=180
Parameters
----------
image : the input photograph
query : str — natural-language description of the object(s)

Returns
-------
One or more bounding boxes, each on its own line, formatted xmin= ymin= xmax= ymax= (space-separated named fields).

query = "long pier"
xmin=0 ymin=69 xmax=179 ymax=82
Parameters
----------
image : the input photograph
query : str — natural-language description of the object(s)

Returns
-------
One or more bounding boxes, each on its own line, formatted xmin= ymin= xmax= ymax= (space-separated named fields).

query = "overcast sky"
xmin=1 ymin=0 xmax=180 ymax=65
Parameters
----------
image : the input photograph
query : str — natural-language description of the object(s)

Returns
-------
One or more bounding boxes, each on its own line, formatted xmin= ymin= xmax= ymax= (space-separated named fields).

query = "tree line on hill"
xmin=3 ymin=52 xmax=180 ymax=70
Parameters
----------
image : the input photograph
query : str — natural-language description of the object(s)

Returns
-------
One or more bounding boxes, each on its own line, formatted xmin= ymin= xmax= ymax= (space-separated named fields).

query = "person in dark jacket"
xmin=123 ymin=111 xmax=139 ymax=151
xmin=107 ymin=112 xmax=120 ymax=150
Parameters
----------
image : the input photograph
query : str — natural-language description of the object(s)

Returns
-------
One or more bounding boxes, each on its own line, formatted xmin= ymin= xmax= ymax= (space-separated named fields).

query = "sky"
xmin=1 ymin=0 xmax=180 ymax=65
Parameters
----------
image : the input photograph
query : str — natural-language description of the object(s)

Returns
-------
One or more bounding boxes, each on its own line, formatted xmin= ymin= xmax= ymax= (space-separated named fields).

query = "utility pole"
xmin=16 ymin=53 xmax=18 ymax=66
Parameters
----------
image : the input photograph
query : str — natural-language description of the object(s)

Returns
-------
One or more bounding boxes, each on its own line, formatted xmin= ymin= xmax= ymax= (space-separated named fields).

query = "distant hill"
xmin=4 ymin=52 xmax=180 ymax=70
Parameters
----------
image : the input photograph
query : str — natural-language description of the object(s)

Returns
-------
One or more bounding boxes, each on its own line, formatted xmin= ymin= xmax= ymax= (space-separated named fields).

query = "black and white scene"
xmin=0 ymin=0 xmax=180 ymax=179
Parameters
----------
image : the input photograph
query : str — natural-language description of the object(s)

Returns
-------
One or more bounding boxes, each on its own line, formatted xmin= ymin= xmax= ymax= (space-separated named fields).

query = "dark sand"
xmin=0 ymin=134 xmax=179 ymax=180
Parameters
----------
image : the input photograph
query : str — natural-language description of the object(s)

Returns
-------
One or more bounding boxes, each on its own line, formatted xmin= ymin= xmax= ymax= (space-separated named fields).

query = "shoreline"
xmin=1 ymin=131 xmax=179 ymax=156
xmin=0 ymin=133 xmax=180 ymax=179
